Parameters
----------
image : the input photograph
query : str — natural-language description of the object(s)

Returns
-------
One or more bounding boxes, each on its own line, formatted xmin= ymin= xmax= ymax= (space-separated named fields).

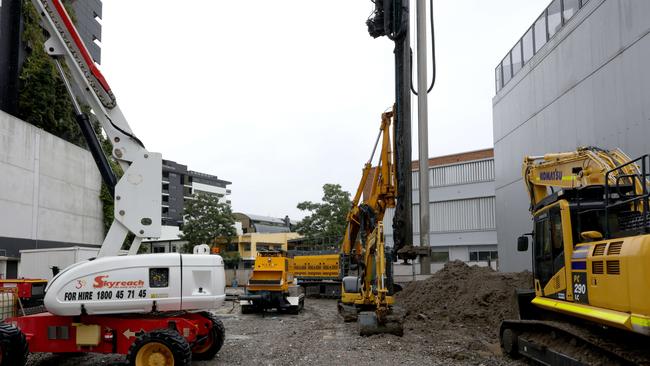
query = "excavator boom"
xmin=337 ymin=108 xmax=403 ymax=336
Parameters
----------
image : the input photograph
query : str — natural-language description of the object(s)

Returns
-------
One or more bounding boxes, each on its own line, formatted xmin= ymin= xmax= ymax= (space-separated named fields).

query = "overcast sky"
xmin=100 ymin=0 xmax=549 ymax=220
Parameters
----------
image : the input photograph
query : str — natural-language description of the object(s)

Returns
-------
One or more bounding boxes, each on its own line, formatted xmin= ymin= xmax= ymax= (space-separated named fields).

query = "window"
xmin=149 ymin=268 xmax=169 ymax=288
xmin=431 ymin=251 xmax=449 ymax=263
xmin=469 ymin=251 xmax=498 ymax=262
xmin=153 ymin=246 xmax=166 ymax=253
xmin=243 ymin=244 xmax=251 ymax=251
xmin=563 ymin=0 xmax=580 ymax=23
xmin=495 ymin=65 xmax=502 ymax=92
xmin=534 ymin=12 xmax=547 ymax=53
xmin=522 ymin=27 xmax=534 ymax=63
xmin=511 ymin=41 xmax=523 ymax=75
xmin=547 ymin=0 xmax=562 ymax=39
xmin=502 ymin=53 xmax=512 ymax=85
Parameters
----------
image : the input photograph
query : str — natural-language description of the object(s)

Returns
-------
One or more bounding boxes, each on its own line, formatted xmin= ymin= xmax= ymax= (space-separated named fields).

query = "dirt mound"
xmin=397 ymin=260 xmax=532 ymax=331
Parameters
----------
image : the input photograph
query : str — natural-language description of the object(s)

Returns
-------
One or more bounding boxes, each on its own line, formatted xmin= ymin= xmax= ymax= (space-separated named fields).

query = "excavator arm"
xmin=523 ymin=146 xmax=644 ymax=210
xmin=338 ymin=107 xmax=403 ymax=336
xmin=31 ymin=0 xmax=162 ymax=256
xmin=341 ymin=108 xmax=396 ymax=259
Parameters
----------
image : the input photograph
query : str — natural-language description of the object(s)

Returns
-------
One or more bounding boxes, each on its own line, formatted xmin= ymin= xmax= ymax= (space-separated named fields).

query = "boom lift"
xmin=0 ymin=2 xmax=226 ymax=365
xmin=500 ymin=146 xmax=650 ymax=364
xmin=338 ymin=108 xmax=404 ymax=336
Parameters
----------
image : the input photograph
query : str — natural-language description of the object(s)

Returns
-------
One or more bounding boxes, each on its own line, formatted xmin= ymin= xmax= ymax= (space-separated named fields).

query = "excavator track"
xmin=500 ymin=318 xmax=650 ymax=365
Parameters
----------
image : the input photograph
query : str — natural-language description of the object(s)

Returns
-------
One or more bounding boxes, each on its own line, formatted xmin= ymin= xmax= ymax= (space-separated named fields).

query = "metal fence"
xmin=0 ymin=288 xmax=19 ymax=320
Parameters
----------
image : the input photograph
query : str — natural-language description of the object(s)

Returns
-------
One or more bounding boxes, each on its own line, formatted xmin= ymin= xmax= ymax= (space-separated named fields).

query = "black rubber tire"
xmin=127 ymin=328 xmax=191 ymax=366
xmin=192 ymin=312 xmax=225 ymax=360
xmin=0 ymin=322 xmax=28 ymax=366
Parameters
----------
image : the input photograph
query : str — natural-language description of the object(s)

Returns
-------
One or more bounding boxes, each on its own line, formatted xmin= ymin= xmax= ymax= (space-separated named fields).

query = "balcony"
xmin=495 ymin=0 xmax=588 ymax=93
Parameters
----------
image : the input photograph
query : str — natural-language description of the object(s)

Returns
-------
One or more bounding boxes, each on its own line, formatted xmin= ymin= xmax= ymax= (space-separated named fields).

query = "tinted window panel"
xmin=564 ymin=0 xmax=579 ymax=22
xmin=547 ymin=0 xmax=562 ymax=39
xmin=495 ymin=65 xmax=502 ymax=92
xmin=502 ymin=54 xmax=512 ymax=85
xmin=150 ymin=268 xmax=169 ymax=288
xmin=523 ymin=27 xmax=534 ymax=63
xmin=534 ymin=13 xmax=547 ymax=53
xmin=512 ymin=41 xmax=523 ymax=75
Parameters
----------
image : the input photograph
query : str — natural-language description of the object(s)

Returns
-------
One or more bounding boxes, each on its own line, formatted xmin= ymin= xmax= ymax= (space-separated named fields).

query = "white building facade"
xmin=383 ymin=149 xmax=498 ymax=271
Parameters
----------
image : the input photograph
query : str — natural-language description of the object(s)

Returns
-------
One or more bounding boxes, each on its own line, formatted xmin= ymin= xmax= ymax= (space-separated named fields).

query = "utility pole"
xmin=416 ymin=0 xmax=431 ymax=274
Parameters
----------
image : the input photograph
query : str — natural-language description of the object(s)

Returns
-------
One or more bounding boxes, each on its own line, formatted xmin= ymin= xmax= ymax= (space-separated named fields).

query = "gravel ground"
xmin=27 ymin=296 xmax=524 ymax=366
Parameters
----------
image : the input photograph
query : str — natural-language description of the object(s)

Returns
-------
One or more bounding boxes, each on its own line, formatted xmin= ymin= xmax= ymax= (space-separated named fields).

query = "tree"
xmin=295 ymin=184 xmax=352 ymax=241
xmin=180 ymin=192 xmax=237 ymax=252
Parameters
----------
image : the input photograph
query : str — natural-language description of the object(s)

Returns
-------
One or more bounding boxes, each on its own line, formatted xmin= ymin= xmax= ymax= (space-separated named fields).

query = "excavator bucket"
xmin=358 ymin=309 xmax=405 ymax=336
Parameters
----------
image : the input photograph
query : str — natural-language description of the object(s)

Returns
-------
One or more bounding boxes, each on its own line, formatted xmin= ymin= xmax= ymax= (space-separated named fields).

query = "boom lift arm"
xmin=32 ymin=0 xmax=162 ymax=256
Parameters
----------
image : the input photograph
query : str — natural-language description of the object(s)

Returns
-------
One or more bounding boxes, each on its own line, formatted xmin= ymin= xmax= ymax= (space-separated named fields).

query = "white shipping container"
xmin=18 ymin=247 xmax=103 ymax=281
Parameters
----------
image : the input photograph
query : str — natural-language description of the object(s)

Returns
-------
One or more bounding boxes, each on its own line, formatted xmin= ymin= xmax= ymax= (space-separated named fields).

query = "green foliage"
xmin=17 ymin=0 xmax=86 ymax=147
xmin=295 ymin=183 xmax=352 ymax=241
xmin=221 ymin=251 xmax=241 ymax=269
xmin=180 ymin=192 xmax=237 ymax=253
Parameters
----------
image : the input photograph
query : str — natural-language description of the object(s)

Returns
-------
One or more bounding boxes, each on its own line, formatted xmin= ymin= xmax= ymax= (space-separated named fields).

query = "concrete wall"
xmin=0 ymin=110 xmax=103 ymax=257
xmin=493 ymin=0 xmax=650 ymax=271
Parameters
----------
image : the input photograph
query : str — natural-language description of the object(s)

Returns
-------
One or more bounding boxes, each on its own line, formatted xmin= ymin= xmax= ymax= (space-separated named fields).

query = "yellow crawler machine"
xmin=239 ymin=251 xmax=304 ymax=314
xmin=338 ymin=108 xmax=403 ymax=336
xmin=500 ymin=146 xmax=650 ymax=364
xmin=292 ymin=253 xmax=342 ymax=298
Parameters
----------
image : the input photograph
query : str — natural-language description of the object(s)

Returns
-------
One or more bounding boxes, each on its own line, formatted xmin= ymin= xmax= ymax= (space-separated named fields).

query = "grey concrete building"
xmin=0 ymin=110 xmax=104 ymax=277
xmin=69 ymin=0 xmax=103 ymax=64
xmin=144 ymin=161 xmax=232 ymax=253
xmin=493 ymin=0 xmax=650 ymax=271
xmin=161 ymin=160 xmax=231 ymax=227
xmin=381 ymin=149 xmax=498 ymax=271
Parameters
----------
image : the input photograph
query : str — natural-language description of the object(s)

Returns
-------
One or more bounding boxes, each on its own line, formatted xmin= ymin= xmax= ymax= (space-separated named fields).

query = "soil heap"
xmin=397 ymin=260 xmax=533 ymax=332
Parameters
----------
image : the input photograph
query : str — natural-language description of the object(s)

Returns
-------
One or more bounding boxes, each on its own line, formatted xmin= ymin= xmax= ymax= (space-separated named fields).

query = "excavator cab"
xmin=501 ymin=148 xmax=650 ymax=365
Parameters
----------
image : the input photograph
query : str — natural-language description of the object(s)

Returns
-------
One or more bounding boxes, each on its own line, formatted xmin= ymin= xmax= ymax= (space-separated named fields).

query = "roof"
xmin=237 ymin=213 xmax=287 ymax=225
xmin=412 ymin=148 xmax=494 ymax=170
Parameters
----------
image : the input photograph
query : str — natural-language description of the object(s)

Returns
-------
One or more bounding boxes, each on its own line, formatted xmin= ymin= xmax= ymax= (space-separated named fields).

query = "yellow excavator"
xmin=500 ymin=146 xmax=650 ymax=364
xmin=337 ymin=108 xmax=404 ymax=336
